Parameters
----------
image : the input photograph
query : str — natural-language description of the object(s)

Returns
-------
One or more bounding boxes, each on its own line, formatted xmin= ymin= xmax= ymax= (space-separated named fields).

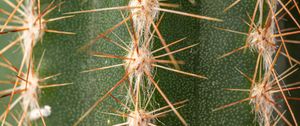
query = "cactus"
xmin=0 ymin=0 xmax=300 ymax=126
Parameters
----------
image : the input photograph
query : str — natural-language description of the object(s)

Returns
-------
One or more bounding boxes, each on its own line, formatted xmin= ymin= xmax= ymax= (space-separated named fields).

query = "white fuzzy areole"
xmin=129 ymin=0 xmax=159 ymax=37
xmin=247 ymin=26 xmax=276 ymax=70
xmin=28 ymin=105 xmax=52 ymax=121
xmin=20 ymin=70 xmax=52 ymax=121
xmin=20 ymin=70 xmax=39 ymax=110
xmin=250 ymin=81 xmax=274 ymax=126
xmin=125 ymin=46 xmax=153 ymax=97
xmin=126 ymin=46 xmax=152 ymax=75
xmin=22 ymin=1 xmax=46 ymax=62
xmin=127 ymin=110 xmax=153 ymax=126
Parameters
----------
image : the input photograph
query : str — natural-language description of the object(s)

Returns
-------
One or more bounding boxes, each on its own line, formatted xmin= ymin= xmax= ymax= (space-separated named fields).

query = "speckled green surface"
xmin=1 ymin=0 xmax=299 ymax=126
xmin=37 ymin=0 xmax=258 ymax=125
xmin=155 ymin=0 xmax=257 ymax=125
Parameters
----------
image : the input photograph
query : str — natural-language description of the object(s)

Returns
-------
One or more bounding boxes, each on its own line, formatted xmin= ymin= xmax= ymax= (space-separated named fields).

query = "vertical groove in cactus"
xmin=0 ymin=0 xmax=300 ymax=126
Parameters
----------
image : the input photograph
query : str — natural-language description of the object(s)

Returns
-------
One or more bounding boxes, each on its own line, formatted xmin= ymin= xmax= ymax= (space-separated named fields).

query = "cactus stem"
xmin=76 ymin=9 xmax=207 ymax=124
xmin=0 ymin=1 xmax=73 ymax=124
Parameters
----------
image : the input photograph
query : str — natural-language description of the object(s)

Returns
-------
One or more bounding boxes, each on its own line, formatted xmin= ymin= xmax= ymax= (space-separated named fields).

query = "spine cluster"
xmin=217 ymin=0 xmax=300 ymax=125
xmin=69 ymin=0 xmax=216 ymax=125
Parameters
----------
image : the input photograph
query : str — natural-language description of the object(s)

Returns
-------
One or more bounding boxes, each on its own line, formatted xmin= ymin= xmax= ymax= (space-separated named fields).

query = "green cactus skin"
xmin=0 ymin=0 xmax=300 ymax=126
